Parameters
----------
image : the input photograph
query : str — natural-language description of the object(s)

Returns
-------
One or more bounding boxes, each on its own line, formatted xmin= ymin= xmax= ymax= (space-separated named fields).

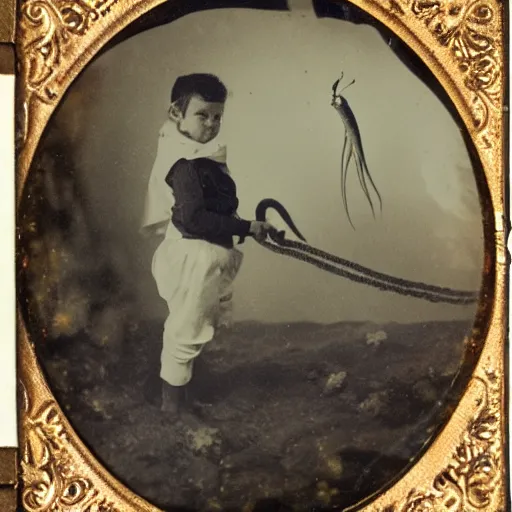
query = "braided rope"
xmin=254 ymin=204 xmax=480 ymax=306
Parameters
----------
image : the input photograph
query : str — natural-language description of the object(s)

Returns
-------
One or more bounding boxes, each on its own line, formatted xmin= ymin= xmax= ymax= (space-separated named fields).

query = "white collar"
xmin=160 ymin=120 xmax=227 ymax=163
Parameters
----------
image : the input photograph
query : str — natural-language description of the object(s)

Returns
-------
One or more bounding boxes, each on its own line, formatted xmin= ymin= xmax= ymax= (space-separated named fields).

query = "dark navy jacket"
xmin=165 ymin=157 xmax=251 ymax=249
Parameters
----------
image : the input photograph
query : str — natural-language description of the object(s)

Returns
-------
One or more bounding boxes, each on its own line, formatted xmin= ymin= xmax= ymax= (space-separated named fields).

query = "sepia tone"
xmin=14 ymin=1 xmax=507 ymax=512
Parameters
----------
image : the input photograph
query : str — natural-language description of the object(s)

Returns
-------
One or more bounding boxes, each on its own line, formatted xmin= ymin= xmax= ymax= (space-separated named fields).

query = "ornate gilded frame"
xmin=5 ymin=0 xmax=508 ymax=511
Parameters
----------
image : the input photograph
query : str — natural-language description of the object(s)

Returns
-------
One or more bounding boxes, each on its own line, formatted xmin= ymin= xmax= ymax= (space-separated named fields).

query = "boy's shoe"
xmin=161 ymin=382 xmax=181 ymax=415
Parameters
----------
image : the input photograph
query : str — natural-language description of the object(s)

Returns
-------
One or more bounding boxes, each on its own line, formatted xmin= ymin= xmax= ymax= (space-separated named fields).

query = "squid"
xmin=331 ymin=73 xmax=382 ymax=228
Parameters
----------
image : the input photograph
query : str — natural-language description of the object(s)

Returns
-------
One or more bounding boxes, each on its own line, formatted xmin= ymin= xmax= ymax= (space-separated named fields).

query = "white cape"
xmin=141 ymin=120 xmax=228 ymax=237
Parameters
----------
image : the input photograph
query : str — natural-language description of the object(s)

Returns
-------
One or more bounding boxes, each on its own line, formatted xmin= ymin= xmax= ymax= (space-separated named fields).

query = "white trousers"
xmin=152 ymin=238 xmax=243 ymax=386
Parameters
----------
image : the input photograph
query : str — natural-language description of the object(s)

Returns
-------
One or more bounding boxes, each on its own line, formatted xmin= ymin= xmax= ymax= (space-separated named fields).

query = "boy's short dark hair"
xmin=171 ymin=74 xmax=228 ymax=114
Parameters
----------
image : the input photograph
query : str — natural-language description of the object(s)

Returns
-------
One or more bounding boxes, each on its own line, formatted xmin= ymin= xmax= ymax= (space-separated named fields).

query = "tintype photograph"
xmin=17 ymin=1 xmax=496 ymax=511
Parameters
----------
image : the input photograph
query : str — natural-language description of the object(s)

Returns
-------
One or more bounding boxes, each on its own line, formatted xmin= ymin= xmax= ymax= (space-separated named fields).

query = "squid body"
xmin=331 ymin=74 xmax=382 ymax=227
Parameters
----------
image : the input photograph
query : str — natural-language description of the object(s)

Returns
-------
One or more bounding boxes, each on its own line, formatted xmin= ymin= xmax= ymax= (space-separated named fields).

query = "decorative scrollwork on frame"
xmin=20 ymin=381 xmax=120 ymax=512
xmin=395 ymin=0 xmax=502 ymax=133
xmin=19 ymin=0 xmax=120 ymax=105
xmin=21 ymin=0 xmax=93 ymax=103
xmin=384 ymin=369 xmax=502 ymax=512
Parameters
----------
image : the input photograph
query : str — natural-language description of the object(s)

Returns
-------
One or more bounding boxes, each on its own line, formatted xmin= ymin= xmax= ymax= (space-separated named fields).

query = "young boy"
xmin=141 ymin=73 xmax=274 ymax=414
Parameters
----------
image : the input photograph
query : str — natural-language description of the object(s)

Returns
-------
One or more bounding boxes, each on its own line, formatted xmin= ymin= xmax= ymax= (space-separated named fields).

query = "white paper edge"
xmin=0 ymin=72 xmax=17 ymax=447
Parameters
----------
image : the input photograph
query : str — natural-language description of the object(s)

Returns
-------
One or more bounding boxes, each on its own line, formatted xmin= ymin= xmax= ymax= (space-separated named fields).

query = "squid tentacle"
xmin=340 ymin=132 xmax=353 ymax=229
xmin=354 ymin=150 xmax=376 ymax=218
xmin=342 ymin=144 xmax=356 ymax=230
xmin=359 ymin=145 xmax=383 ymax=212
xmin=346 ymin=105 xmax=382 ymax=213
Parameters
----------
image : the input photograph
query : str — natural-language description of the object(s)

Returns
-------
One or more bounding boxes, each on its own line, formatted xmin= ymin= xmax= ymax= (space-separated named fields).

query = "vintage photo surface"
xmin=17 ymin=4 xmax=492 ymax=511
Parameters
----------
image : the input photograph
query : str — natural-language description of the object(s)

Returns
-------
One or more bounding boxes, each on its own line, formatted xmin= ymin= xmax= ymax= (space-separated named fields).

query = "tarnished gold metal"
xmin=0 ymin=448 xmax=17 ymax=512
xmin=0 ymin=488 xmax=18 ymax=512
xmin=15 ymin=1 xmax=507 ymax=511
xmin=0 ymin=448 xmax=17 ymax=485
xmin=0 ymin=45 xmax=15 ymax=74
xmin=0 ymin=0 xmax=16 ymax=43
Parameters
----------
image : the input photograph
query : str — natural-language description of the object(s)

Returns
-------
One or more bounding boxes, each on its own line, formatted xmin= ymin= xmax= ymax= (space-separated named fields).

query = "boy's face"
xmin=178 ymin=95 xmax=224 ymax=144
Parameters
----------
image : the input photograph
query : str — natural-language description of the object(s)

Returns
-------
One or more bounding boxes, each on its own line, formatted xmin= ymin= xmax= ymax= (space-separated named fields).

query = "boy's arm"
xmin=168 ymin=159 xmax=252 ymax=239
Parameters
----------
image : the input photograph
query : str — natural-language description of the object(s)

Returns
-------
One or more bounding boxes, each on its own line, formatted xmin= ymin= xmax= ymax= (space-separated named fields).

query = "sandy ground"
xmin=37 ymin=318 xmax=470 ymax=512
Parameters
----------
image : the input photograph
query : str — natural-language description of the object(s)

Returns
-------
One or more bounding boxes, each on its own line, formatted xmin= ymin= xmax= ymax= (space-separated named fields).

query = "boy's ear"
xmin=168 ymin=103 xmax=183 ymax=122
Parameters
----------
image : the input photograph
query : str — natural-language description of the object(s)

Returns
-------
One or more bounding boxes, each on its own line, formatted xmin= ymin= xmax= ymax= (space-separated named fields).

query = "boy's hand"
xmin=250 ymin=221 xmax=277 ymax=242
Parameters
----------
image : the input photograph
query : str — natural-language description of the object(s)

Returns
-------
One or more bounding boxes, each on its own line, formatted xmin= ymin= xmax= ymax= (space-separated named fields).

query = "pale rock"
xmin=323 ymin=371 xmax=347 ymax=394
xmin=366 ymin=330 xmax=387 ymax=347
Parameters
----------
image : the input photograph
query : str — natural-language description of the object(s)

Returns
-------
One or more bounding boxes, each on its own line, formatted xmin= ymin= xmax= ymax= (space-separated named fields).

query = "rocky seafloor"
xmin=37 ymin=319 xmax=470 ymax=512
